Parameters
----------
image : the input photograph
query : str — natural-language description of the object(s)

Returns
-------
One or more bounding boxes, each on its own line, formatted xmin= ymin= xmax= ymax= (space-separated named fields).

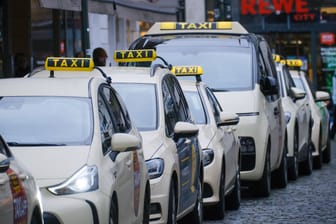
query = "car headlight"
xmin=284 ymin=111 xmax=291 ymax=124
xmin=48 ymin=165 xmax=98 ymax=195
xmin=203 ymin=149 xmax=214 ymax=167
xmin=146 ymin=158 xmax=164 ymax=179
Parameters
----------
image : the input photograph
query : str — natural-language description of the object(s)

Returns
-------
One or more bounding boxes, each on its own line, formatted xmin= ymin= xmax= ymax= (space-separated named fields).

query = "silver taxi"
xmin=0 ymin=58 xmax=150 ymax=224
xmin=173 ymin=66 xmax=240 ymax=219
xmin=0 ymin=134 xmax=44 ymax=224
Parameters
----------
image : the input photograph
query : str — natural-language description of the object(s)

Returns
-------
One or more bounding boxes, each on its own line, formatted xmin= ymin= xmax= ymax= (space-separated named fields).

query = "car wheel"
xmin=272 ymin=140 xmax=288 ymax=188
xmin=142 ymin=184 xmax=150 ymax=224
xmin=226 ymin=159 xmax=241 ymax=210
xmin=208 ymin=164 xmax=225 ymax=219
xmin=323 ymin=135 xmax=331 ymax=163
xmin=251 ymin=143 xmax=271 ymax=197
xmin=109 ymin=197 xmax=118 ymax=224
xmin=167 ymin=180 xmax=177 ymax=224
xmin=300 ymin=144 xmax=313 ymax=175
xmin=313 ymin=131 xmax=323 ymax=169
xmin=185 ymin=178 xmax=203 ymax=224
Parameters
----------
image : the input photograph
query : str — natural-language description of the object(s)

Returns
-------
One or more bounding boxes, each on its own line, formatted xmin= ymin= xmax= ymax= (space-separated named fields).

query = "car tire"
xmin=313 ymin=131 xmax=323 ymax=169
xmin=207 ymin=164 xmax=225 ymax=219
xmin=167 ymin=180 xmax=177 ymax=224
xmin=142 ymin=184 xmax=150 ymax=224
xmin=272 ymin=141 xmax=288 ymax=188
xmin=300 ymin=144 xmax=313 ymax=175
xmin=109 ymin=197 xmax=118 ymax=224
xmin=251 ymin=143 xmax=271 ymax=197
xmin=226 ymin=160 xmax=241 ymax=210
xmin=185 ymin=178 xmax=203 ymax=224
xmin=323 ymin=135 xmax=331 ymax=163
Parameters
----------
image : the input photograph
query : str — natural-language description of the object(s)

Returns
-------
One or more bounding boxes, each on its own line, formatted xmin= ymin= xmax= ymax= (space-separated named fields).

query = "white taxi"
xmin=128 ymin=21 xmax=287 ymax=197
xmin=0 ymin=58 xmax=150 ymax=224
xmin=288 ymin=61 xmax=331 ymax=169
xmin=0 ymin=134 xmax=44 ymax=224
xmin=173 ymin=66 xmax=240 ymax=219
xmin=274 ymin=57 xmax=312 ymax=179
xmin=111 ymin=50 xmax=204 ymax=224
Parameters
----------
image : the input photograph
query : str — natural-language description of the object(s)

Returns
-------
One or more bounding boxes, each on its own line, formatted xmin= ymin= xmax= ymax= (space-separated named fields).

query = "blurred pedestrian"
xmin=14 ymin=53 xmax=30 ymax=77
xmin=92 ymin=47 xmax=107 ymax=66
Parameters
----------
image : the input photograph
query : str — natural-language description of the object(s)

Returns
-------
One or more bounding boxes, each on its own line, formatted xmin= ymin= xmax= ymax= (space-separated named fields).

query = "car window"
xmin=205 ymin=87 xmax=223 ymax=123
xmin=100 ymin=85 xmax=131 ymax=133
xmin=113 ymin=83 xmax=157 ymax=131
xmin=183 ymin=91 xmax=207 ymax=125
xmin=132 ymin=37 xmax=253 ymax=91
xmin=98 ymin=93 xmax=115 ymax=154
xmin=162 ymin=78 xmax=178 ymax=137
xmin=0 ymin=96 xmax=93 ymax=145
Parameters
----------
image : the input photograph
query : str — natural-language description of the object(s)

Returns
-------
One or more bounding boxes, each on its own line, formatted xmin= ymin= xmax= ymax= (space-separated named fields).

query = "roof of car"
xmin=145 ymin=21 xmax=249 ymax=36
xmin=0 ymin=77 xmax=96 ymax=97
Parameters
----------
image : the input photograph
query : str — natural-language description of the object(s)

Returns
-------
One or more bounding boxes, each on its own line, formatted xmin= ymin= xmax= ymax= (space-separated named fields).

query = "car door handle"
xmin=19 ymin=174 xmax=29 ymax=181
xmin=274 ymin=107 xmax=279 ymax=116
xmin=185 ymin=139 xmax=191 ymax=145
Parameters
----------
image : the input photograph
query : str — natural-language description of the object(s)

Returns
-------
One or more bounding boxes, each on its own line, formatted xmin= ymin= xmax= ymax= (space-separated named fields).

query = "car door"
xmin=259 ymin=39 xmax=284 ymax=167
xmin=205 ymin=86 xmax=237 ymax=184
xmin=162 ymin=76 xmax=198 ymax=213
xmin=0 ymin=136 xmax=29 ymax=224
xmin=98 ymin=85 xmax=136 ymax=222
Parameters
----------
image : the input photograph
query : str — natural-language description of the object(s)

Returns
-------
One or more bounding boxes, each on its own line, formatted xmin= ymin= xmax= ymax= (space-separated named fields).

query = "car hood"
xmin=214 ymin=90 xmax=257 ymax=114
xmin=11 ymin=146 xmax=90 ymax=187
xmin=140 ymin=131 xmax=164 ymax=160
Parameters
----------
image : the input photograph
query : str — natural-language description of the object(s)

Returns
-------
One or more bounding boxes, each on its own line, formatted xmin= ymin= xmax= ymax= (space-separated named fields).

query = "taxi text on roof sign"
xmin=160 ymin=22 xmax=232 ymax=30
xmin=286 ymin=59 xmax=303 ymax=67
xmin=45 ymin=57 xmax=94 ymax=71
xmin=172 ymin=66 xmax=203 ymax=76
xmin=114 ymin=49 xmax=156 ymax=63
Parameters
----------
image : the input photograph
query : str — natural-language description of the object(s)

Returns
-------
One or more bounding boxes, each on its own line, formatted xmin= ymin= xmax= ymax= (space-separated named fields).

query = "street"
xmin=205 ymin=139 xmax=336 ymax=224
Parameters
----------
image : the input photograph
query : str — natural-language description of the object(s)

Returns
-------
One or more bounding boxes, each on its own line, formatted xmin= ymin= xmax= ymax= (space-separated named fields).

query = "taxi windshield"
xmin=113 ymin=83 xmax=157 ymax=131
xmin=133 ymin=37 xmax=253 ymax=91
xmin=183 ymin=91 xmax=207 ymax=124
xmin=0 ymin=96 xmax=93 ymax=146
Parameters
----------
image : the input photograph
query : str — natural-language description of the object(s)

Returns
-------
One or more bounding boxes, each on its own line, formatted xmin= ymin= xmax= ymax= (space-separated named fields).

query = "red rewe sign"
xmin=241 ymin=0 xmax=309 ymax=15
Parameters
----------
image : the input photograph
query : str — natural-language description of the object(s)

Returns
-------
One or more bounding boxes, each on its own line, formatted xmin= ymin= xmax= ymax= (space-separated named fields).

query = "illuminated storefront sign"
xmin=241 ymin=0 xmax=309 ymax=15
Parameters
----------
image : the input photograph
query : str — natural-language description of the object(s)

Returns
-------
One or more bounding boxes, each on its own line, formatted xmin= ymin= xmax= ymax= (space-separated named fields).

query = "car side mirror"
xmin=315 ymin=91 xmax=330 ymax=102
xmin=0 ymin=153 xmax=10 ymax=173
xmin=111 ymin=133 xmax=141 ymax=152
xmin=260 ymin=76 xmax=279 ymax=96
xmin=290 ymin=87 xmax=306 ymax=102
xmin=173 ymin=121 xmax=199 ymax=140
xmin=217 ymin=112 xmax=240 ymax=126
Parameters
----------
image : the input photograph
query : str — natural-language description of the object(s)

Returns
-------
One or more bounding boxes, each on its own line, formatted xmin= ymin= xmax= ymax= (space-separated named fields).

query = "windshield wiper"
xmin=211 ymin=88 xmax=230 ymax=92
xmin=7 ymin=142 xmax=66 ymax=146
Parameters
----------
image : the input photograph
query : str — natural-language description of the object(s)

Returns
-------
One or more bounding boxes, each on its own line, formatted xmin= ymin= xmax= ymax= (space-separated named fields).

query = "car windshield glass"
xmin=113 ymin=83 xmax=157 ymax=131
xmin=139 ymin=37 xmax=253 ymax=90
xmin=0 ymin=96 xmax=93 ymax=145
xmin=183 ymin=91 xmax=206 ymax=124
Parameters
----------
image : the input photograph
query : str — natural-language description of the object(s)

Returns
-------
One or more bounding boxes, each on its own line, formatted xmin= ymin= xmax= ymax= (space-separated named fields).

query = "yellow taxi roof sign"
xmin=272 ymin=54 xmax=281 ymax=62
xmin=146 ymin=21 xmax=248 ymax=35
xmin=172 ymin=66 xmax=203 ymax=76
xmin=114 ymin=49 xmax=156 ymax=63
xmin=45 ymin=57 xmax=94 ymax=71
xmin=286 ymin=59 xmax=303 ymax=67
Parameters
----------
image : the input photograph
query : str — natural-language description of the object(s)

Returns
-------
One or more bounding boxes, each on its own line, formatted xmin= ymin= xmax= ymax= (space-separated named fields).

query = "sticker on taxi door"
xmin=6 ymin=168 xmax=28 ymax=224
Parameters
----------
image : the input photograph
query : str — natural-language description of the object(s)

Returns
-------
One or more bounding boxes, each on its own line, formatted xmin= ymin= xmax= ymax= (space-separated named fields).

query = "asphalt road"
xmin=204 ymin=139 xmax=336 ymax=224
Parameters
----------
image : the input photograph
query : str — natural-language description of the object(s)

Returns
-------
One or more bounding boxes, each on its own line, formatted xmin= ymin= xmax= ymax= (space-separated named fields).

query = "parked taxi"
xmin=111 ymin=50 xmax=203 ymax=224
xmin=0 ymin=58 xmax=150 ymax=224
xmin=0 ymin=134 xmax=44 ymax=224
xmin=274 ymin=56 xmax=312 ymax=179
xmin=173 ymin=66 xmax=240 ymax=219
xmin=127 ymin=21 xmax=287 ymax=197
xmin=288 ymin=60 xmax=331 ymax=168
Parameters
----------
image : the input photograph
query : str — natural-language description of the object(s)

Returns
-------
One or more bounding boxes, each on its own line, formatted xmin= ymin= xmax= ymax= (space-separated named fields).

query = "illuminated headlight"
xmin=146 ymin=158 xmax=164 ymax=179
xmin=203 ymin=149 xmax=214 ymax=167
xmin=284 ymin=111 xmax=291 ymax=124
xmin=239 ymin=137 xmax=255 ymax=153
xmin=48 ymin=165 xmax=98 ymax=195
